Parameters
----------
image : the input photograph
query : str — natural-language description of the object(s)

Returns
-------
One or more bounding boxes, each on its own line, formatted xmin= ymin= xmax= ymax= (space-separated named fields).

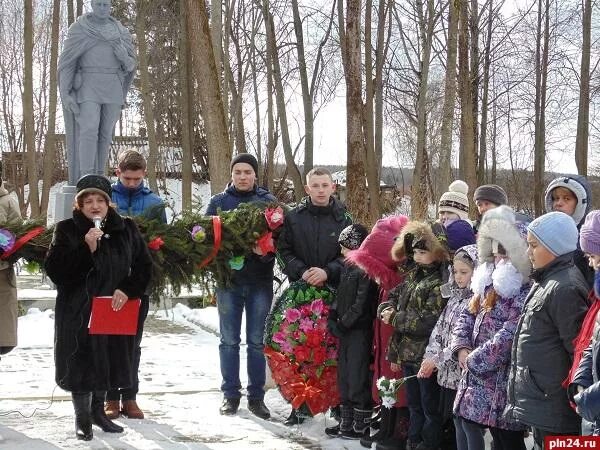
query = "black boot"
xmin=341 ymin=407 xmax=373 ymax=439
xmin=283 ymin=408 xmax=305 ymax=426
xmin=72 ymin=392 xmax=93 ymax=441
xmin=92 ymin=391 xmax=124 ymax=433
xmin=375 ymin=407 xmax=409 ymax=450
xmin=326 ymin=404 xmax=354 ymax=437
xmin=360 ymin=406 xmax=396 ymax=448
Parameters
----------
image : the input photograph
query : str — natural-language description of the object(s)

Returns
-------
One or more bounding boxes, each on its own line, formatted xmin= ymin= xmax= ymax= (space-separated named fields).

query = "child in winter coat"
xmin=345 ymin=216 xmax=411 ymax=448
xmin=570 ymin=210 xmax=600 ymax=436
xmin=451 ymin=206 xmax=530 ymax=450
xmin=325 ymin=224 xmax=379 ymax=439
xmin=503 ymin=211 xmax=588 ymax=449
xmin=545 ymin=175 xmax=593 ymax=287
xmin=418 ymin=244 xmax=478 ymax=445
xmin=378 ymin=221 xmax=450 ymax=450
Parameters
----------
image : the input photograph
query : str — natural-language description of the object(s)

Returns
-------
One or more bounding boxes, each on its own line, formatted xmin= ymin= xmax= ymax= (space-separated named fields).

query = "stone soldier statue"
xmin=58 ymin=0 xmax=136 ymax=185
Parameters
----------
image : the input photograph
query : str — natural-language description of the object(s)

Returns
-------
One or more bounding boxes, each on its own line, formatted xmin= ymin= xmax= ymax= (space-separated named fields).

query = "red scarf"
xmin=563 ymin=291 xmax=600 ymax=391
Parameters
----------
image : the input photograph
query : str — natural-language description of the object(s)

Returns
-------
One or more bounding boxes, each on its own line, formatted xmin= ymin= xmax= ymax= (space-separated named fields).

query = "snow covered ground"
xmin=0 ymin=279 xmax=362 ymax=449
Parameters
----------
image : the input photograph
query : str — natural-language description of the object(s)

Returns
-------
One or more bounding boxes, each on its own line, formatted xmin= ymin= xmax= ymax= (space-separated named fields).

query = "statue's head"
xmin=91 ymin=0 xmax=112 ymax=20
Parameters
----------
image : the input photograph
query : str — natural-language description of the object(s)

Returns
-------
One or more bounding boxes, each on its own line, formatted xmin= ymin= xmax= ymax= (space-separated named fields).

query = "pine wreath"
xmin=0 ymin=203 xmax=285 ymax=299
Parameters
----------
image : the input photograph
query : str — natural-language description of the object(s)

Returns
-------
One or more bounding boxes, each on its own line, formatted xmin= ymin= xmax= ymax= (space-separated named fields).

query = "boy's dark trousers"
xmin=402 ymin=361 xmax=443 ymax=448
xmin=337 ymin=327 xmax=373 ymax=408
xmin=106 ymin=295 xmax=150 ymax=401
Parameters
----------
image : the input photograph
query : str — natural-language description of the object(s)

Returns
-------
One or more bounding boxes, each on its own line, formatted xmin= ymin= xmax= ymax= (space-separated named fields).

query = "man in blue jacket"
xmin=105 ymin=149 xmax=166 ymax=420
xmin=206 ymin=153 xmax=276 ymax=420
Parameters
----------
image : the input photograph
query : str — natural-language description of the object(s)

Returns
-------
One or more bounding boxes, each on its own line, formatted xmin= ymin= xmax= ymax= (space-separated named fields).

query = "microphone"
xmin=93 ymin=217 xmax=102 ymax=240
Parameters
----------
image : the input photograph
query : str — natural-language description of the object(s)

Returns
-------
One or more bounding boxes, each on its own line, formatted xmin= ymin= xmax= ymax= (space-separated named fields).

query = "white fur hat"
xmin=477 ymin=205 xmax=531 ymax=280
xmin=438 ymin=180 xmax=470 ymax=220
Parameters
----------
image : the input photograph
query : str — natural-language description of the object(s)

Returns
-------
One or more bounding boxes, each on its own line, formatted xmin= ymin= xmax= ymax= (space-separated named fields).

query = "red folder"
xmin=89 ymin=296 xmax=141 ymax=335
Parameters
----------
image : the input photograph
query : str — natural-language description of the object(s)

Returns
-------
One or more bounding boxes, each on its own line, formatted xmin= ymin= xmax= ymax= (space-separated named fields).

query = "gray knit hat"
xmin=474 ymin=184 xmax=508 ymax=206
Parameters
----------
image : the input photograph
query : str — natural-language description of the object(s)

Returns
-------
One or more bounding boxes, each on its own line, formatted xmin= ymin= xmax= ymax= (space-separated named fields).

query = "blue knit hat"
xmin=527 ymin=211 xmax=579 ymax=256
xmin=445 ymin=219 xmax=476 ymax=251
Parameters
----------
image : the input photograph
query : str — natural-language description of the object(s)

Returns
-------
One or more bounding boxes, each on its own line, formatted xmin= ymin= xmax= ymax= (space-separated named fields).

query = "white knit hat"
xmin=438 ymin=180 xmax=470 ymax=220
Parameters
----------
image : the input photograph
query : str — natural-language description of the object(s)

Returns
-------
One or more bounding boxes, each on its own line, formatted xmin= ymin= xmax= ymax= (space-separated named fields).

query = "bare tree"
xmin=187 ymin=0 xmax=232 ymax=194
xmin=575 ymin=0 xmax=591 ymax=175
xmin=23 ymin=0 xmax=40 ymax=217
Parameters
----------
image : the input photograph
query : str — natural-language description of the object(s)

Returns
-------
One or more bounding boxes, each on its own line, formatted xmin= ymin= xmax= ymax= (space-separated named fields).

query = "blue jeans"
xmin=216 ymin=283 xmax=272 ymax=400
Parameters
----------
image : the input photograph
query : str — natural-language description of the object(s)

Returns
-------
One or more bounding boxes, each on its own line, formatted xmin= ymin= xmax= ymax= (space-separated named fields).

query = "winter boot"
xmin=247 ymin=399 xmax=271 ymax=420
xmin=375 ymin=407 xmax=409 ymax=450
xmin=341 ymin=408 xmax=373 ymax=439
xmin=122 ymin=400 xmax=145 ymax=419
xmin=360 ymin=406 xmax=396 ymax=448
xmin=72 ymin=392 xmax=93 ymax=441
xmin=91 ymin=392 xmax=124 ymax=433
xmin=104 ymin=400 xmax=120 ymax=419
xmin=326 ymin=404 xmax=354 ymax=437
xmin=283 ymin=408 xmax=305 ymax=426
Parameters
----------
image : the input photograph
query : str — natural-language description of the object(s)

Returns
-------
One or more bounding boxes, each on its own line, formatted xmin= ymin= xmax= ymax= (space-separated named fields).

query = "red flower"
xmin=305 ymin=330 xmax=322 ymax=348
xmin=294 ymin=345 xmax=311 ymax=363
xmin=147 ymin=236 xmax=164 ymax=251
xmin=264 ymin=206 xmax=284 ymax=230
xmin=313 ymin=347 xmax=327 ymax=365
xmin=256 ymin=231 xmax=276 ymax=254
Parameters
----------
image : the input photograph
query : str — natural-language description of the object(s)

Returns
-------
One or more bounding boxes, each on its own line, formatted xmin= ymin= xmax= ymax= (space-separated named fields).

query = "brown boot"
xmin=121 ymin=400 xmax=144 ymax=419
xmin=104 ymin=400 xmax=120 ymax=419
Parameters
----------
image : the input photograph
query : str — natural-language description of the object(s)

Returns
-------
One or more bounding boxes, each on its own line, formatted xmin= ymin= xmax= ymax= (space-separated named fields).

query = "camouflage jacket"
xmin=378 ymin=262 xmax=447 ymax=364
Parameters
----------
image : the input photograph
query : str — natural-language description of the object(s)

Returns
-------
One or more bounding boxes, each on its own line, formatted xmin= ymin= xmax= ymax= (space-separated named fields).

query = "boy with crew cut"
xmin=105 ymin=149 xmax=166 ymax=420
xmin=277 ymin=167 xmax=352 ymax=424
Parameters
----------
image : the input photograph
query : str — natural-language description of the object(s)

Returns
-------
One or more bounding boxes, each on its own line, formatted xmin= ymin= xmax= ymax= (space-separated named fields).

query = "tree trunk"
xmin=469 ymin=0 xmax=479 ymax=173
xmin=211 ymin=0 xmax=226 ymax=127
xmin=575 ymin=0 xmax=591 ymax=176
xmin=187 ymin=0 xmax=232 ymax=194
xmin=179 ymin=0 xmax=193 ymax=211
xmin=411 ymin=0 xmax=435 ymax=220
xmin=343 ymin=0 xmax=369 ymax=225
xmin=478 ymin=0 xmax=493 ymax=185
xmin=458 ymin=0 xmax=477 ymax=212
xmin=533 ymin=0 xmax=548 ymax=216
xmin=40 ymin=0 xmax=61 ymax=217
xmin=291 ymin=0 xmax=314 ymax=177
xmin=262 ymin=0 xmax=304 ymax=200
xmin=67 ymin=0 xmax=74 ymax=26
xmin=438 ymin=0 xmax=459 ymax=194
xmin=76 ymin=0 xmax=83 ymax=17
xmin=24 ymin=0 xmax=40 ymax=217
xmin=136 ymin=0 xmax=159 ymax=192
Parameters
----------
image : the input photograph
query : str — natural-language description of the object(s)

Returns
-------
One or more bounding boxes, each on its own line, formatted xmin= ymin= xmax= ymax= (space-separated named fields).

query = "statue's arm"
xmin=58 ymin=25 xmax=84 ymax=114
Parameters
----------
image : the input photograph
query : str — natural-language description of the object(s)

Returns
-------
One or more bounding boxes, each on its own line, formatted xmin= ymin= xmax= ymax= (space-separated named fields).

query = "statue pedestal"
xmin=54 ymin=185 xmax=76 ymax=223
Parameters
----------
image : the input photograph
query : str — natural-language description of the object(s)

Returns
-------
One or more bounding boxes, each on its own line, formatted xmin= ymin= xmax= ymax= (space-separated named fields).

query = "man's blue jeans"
xmin=216 ymin=283 xmax=272 ymax=400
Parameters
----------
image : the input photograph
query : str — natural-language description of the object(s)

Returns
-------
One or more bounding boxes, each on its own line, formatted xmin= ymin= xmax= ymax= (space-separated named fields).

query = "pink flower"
xmin=315 ymin=318 xmax=328 ymax=331
xmin=272 ymin=331 xmax=287 ymax=345
xmin=327 ymin=348 xmax=337 ymax=360
xmin=299 ymin=317 xmax=314 ymax=332
xmin=310 ymin=299 xmax=324 ymax=315
xmin=300 ymin=305 xmax=312 ymax=317
xmin=285 ymin=308 xmax=301 ymax=322
xmin=280 ymin=341 xmax=293 ymax=353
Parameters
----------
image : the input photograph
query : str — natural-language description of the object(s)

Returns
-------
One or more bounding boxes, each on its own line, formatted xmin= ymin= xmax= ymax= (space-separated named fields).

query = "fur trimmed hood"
xmin=392 ymin=220 xmax=449 ymax=263
xmin=477 ymin=205 xmax=531 ymax=280
xmin=346 ymin=215 xmax=409 ymax=290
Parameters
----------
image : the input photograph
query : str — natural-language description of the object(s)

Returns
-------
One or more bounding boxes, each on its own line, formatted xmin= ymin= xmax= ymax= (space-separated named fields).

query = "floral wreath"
xmin=264 ymin=281 xmax=340 ymax=416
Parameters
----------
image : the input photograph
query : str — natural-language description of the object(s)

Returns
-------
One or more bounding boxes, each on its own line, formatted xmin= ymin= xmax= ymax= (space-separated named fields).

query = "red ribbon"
xmin=1 ymin=226 xmax=45 ymax=261
xmin=198 ymin=216 xmax=222 ymax=268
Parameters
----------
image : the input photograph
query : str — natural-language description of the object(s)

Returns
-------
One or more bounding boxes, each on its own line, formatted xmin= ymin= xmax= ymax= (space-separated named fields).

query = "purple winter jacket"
xmin=451 ymin=284 xmax=530 ymax=430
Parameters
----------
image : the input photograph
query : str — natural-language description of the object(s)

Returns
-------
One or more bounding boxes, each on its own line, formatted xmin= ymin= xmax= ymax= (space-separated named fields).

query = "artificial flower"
xmin=228 ymin=255 xmax=245 ymax=270
xmin=191 ymin=225 xmax=206 ymax=243
xmin=264 ymin=206 xmax=284 ymax=230
xmin=147 ymin=236 xmax=164 ymax=251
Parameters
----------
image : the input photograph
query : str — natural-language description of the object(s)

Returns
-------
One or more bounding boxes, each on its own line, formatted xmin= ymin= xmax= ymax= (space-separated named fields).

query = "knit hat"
xmin=445 ymin=219 xmax=476 ymax=252
xmin=439 ymin=180 xmax=470 ymax=220
xmin=474 ymin=184 xmax=508 ymax=206
xmin=346 ymin=215 xmax=409 ymax=290
xmin=477 ymin=205 xmax=531 ymax=279
xmin=392 ymin=221 xmax=449 ymax=263
xmin=75 ymin=174 xmax=112 ymax=203
xmin=544 ymin=176 xmax=590 ymax=226
xmin=527 ymin=212 xmax=578 ymax=257
xmin=454 ymin=244 xmax=478 ymax=268
xmin=230 ymin=153 xmax=259 ymax=176
xmin=339 ymin=224 xmax=369 ymax=250
xmin=580 ymin=210 xmax=600 ymax=255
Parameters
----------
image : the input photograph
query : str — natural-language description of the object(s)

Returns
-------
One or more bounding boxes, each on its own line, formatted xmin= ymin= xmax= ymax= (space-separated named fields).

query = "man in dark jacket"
xmin=505 ymin=212 xmax=589 ymax=450
xmin=106 ymin=149 xmax=166 ymax=420
xmin=277 ymin=167 xmax=352 ymax=425
xmin=207 ymin=153 xmax=277 ymax=420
